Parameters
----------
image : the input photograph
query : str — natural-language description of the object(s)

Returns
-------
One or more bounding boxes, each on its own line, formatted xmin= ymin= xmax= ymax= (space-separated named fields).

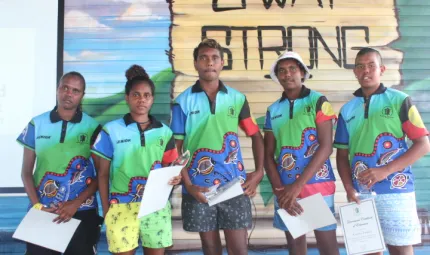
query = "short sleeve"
xmin=170 ymin=103 xmax=187 ymax=140
xmin=16 ymin=120 xmax=36 ymax=151
xmin=333 ymin=113 xmax=349 ymax=149
xmin=315 ymin=96 xmax=337 ymax=124
xmin=162 ymin=134 xmax=179 ymax=165
xmin=400 ymin=97 xmax=429 ymax=140
xmin=238 ymin=97 xmax=259 ymax=136
xmin=263 ymin=110 xmax=272 ymax=132
xmin=90 ymin=124 xmax=103 ymax=147
xmin=91 ymin=128 xmax=114 ymax=161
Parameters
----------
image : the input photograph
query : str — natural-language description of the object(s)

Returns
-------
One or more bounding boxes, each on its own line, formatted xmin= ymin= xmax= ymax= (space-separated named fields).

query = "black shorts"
xmin=25 ymin=209 xmax=102 ymax=255
xmin=182 ymin=194 xmax=252 ymax=232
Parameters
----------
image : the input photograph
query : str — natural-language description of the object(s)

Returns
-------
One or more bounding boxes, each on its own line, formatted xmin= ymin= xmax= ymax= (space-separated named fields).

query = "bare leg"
xmin=112 ymin=248 xmax=136 ymax=255
xmin=387 ymin=244 xmax=414 ymax=255
xmin=199 ymin=230 xmax=223 ymax=255
xmin=224 ymin=228 xmax=248 ymax=255
xmin=143 ymin=247 xmax=165 ymax=255
xmin=285 ymin=232 xmax=307 ymax=255
xmin=314 ymin=229 xmax=339 ymax=255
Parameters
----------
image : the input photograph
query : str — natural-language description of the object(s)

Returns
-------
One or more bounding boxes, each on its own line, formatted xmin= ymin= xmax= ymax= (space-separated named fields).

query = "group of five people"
xmin=17 ymin=38 xmax=429 ymax=255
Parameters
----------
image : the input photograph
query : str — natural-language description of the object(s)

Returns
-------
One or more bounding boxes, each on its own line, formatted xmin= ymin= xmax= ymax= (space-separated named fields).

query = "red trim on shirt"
xmin=298 ymin=181 xmax=335 ymax=198
xmin=239 ymin=117 xmax=259 ymax=136
xmin=162 ymin=148 xmax=179 ymax=165
xmin=316 ymin=111 xmax=337 ymax=124
xmin=402 ymin=121 xmax=429 ymax=140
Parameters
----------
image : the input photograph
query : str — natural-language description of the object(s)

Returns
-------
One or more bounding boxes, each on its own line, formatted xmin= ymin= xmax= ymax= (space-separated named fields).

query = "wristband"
xmin=32 ymin=203 xmax=44 ymax=210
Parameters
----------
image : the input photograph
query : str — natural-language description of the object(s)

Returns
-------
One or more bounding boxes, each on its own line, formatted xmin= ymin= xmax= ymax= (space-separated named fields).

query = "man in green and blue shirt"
xmin=264 ymin=51 xmax=339 ymax=255
xmin=334 ymin=48 xmax=430 ymax=255
xmin=171 ymin=38 xmax=264 ymax=255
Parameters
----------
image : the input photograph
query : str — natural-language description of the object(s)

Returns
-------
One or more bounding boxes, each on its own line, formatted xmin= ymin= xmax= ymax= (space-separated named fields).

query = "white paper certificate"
xmin=13 ymin=208 xmax=81 ymax=253
xmin=137 ymin=165 xmax=182 ymax=218
xmin=277 ymin=193 xmax=337 ymax=239
xmin=339 ymin=199 xmax=386 ymax=255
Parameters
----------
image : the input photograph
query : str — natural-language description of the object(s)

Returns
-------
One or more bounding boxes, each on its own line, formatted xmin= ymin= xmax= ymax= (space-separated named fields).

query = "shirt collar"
xmin=191 ymin=80 xmax=228 ymax=94
xmin=353 ymin=83 xmax=387 ymax=97
xmin=279 ymin=85 xmax=311 ymax=102
xmin=49 ymin=106 xmax=83 ymax=123
xmin=123 ymin=114 xmax=163 ymax=129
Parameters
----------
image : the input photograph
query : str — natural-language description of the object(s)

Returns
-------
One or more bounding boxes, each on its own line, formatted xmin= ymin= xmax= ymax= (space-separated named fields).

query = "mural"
xmin=64 ymin=0 xmax=430 ymax=242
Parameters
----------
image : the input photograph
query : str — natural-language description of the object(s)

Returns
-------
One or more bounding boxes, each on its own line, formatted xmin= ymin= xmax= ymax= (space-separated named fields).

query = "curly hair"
xmin=124 ymin=64 xmax=155 ymax=95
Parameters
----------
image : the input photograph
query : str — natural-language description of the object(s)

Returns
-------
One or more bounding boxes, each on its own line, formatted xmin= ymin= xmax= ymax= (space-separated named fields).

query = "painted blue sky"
xmin=63 ymin=0 xmax=171 ymax=96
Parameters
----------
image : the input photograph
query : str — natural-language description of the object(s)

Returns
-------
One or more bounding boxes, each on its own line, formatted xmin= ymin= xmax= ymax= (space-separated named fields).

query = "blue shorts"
xmin=273 ymin=194 xmax=337 ymax=232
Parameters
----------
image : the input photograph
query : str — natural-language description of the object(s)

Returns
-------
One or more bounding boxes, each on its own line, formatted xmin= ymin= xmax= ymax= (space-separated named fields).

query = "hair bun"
xmin=125 ymin=64 xmax=149 ymax=81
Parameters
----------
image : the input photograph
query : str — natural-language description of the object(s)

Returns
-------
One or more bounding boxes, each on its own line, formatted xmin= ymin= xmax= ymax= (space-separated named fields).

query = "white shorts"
xmin=374 ymin=192 xmax=421 ymax=246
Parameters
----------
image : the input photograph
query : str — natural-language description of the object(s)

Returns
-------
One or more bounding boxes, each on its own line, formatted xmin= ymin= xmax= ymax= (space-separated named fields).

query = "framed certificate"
xmin=339 ymin=199 xmax=386 ymax=255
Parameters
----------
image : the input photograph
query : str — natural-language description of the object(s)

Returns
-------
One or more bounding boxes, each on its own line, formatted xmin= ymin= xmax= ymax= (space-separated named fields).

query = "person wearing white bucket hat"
xmin=269 ymin=51 xmax=312 ymax=84
xmin=264 ymin=51 xmax=340 ymax=255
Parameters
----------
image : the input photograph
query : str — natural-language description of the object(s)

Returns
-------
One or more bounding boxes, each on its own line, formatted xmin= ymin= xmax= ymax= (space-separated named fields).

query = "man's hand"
xmin=357 ymin=167 xmax=390 ymax=189
xmin=53 ymin=200 xmax=81 ymax=223
xmin=242 ymin=171 xmax=263 ymax=197
xmin=186 ymin=184 xmax=209 ymax=203
xmin=277 ymin=183 xmax=303 ymax=215
xmin=285 ymin=201 xmax=304 ymax=216
xmin=345 ymin=186 xmax=360 ymax=204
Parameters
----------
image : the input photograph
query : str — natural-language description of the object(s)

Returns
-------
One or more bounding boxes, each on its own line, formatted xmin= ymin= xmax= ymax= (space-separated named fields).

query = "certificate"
xmin=339 ymin=199 xmax=386 ymax=255
xmin=277 ymin=193 xmax=337 ymax=239
xmin=13 ymin=208 xmax=81 ymax=253
xmin=206 ymin=178 xmax=243 ymax=207
xmin=137 ymin=165 xmax=182 ymax=218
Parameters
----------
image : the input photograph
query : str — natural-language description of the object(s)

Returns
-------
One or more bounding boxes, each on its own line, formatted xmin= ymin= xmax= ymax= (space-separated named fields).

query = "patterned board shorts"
xmin=182 ymin=194 xmax=252 ymax=232
xmin=371 ymin=192 xmax=422 ymax=246
xmin=273 ymin=194 xmax=337 ymax=232
xmin=105 ymin=202 xmax=172 ymax=253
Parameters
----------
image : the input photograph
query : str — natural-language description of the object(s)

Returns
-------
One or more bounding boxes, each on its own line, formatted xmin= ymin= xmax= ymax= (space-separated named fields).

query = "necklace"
xmin=138 ymin=120 xmax=150 ymax=125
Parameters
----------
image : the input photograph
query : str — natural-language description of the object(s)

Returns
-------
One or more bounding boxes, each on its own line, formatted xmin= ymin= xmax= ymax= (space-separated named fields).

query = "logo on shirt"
xmin=117 ymin=139 xmax=131 ymax=144
xmin=381 ymin=106 xmax=393 ymax=118
xmin=228 ymin=106 xmax=236 ymax=117
xmin=77 ymin=133 xmax=88 ymax=144
xmin=303 ymin=105 xmax=312 ymax=115
xmin=190 ymin=110 xmax=200 ymax=115
xmin=271 ymin=114 xmax=282 ymax=120
xmin=157 ymin=137 xmax=164 ymax=147
xmin=345 ymin=116 xmax=355 ymax=123
xmin=36 ymin=135 xmax=51 ymax=140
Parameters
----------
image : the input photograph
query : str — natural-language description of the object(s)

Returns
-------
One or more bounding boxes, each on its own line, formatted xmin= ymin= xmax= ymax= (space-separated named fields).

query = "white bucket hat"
xmin=270 ymin=51 xmax=311 ymax=84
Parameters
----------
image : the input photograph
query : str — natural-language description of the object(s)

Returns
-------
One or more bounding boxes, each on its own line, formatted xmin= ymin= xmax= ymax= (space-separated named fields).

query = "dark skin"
xmin=336 ymin=52 xmax=430 ymax=255
xmin=264 ymin=58 xmax=339 ymax=255
xmin=21 ymin=76 xmax=99 ymax=223
xmin=95 ymin=82 xmax=180 ymax=255
xmin=175 ymin=46 xmax=264 ymax=255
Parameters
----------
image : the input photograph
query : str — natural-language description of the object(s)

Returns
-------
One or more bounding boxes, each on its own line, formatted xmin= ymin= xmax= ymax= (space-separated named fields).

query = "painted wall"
xmin=63 ymin=0 xmax=430 ymax=245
